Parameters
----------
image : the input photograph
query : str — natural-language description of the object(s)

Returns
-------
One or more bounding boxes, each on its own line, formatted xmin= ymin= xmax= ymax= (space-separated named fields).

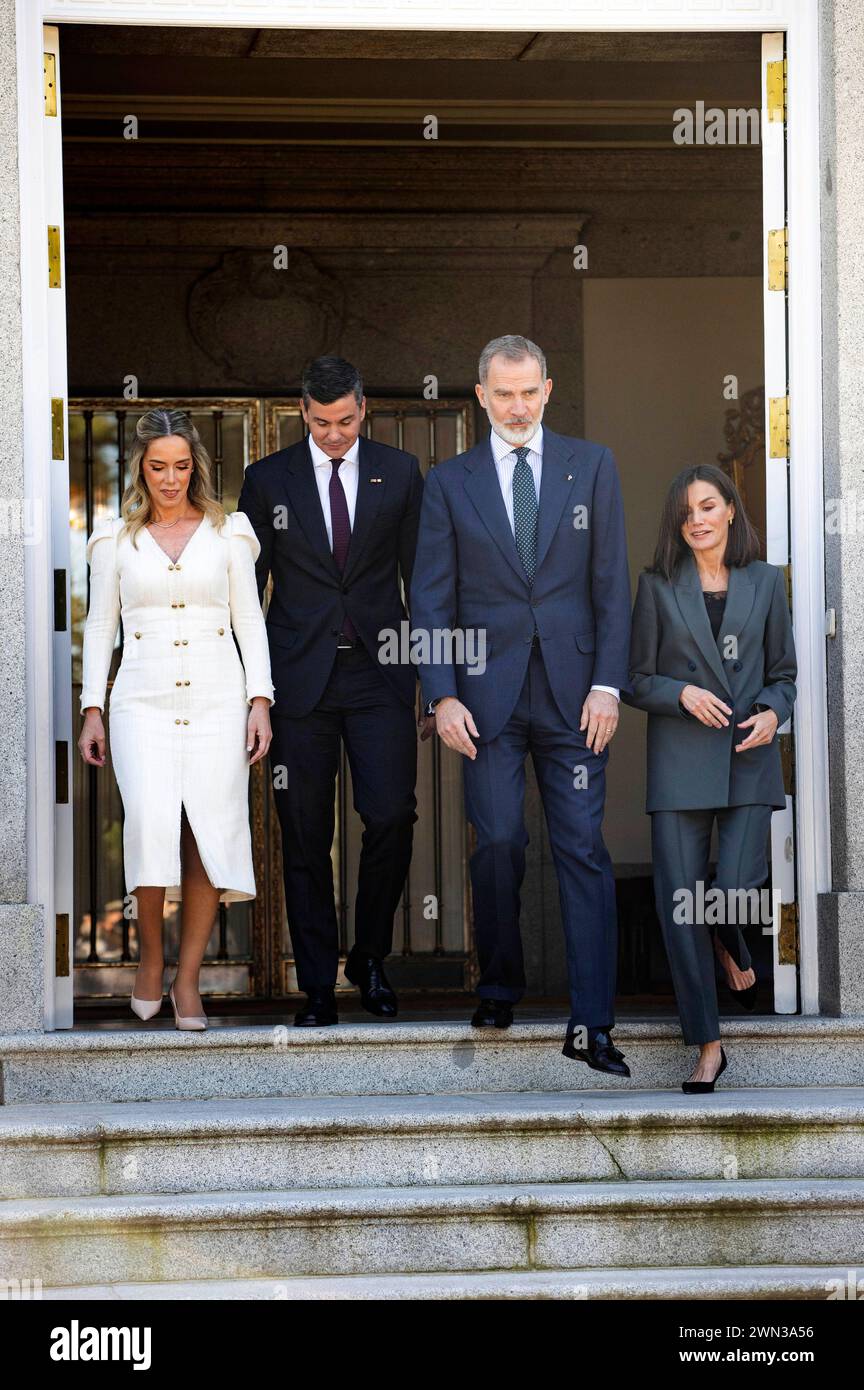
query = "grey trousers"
xmin=650 ymin=804 xmax=774 ymax=1045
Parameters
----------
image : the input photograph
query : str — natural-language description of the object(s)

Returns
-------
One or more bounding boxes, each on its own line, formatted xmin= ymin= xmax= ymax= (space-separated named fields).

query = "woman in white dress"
xmin=77 ymin=408 xmax=274 ymax=1030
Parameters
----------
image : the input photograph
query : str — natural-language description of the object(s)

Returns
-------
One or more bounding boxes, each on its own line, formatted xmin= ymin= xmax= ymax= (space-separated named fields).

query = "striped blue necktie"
xmin=512 ymin=444 xmax=538 ymax=583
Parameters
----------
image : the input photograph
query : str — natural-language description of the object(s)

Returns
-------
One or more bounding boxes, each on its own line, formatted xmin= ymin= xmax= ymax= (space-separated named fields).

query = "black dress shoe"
xmin=294 ymin=990 xmax=338 ymax=1027
xmin=562 ymin=1028 xmax=631 ymax=1077
xmin=682 ymin=1047 xmax=727 ymax=1094
xmin=343 ymin=953 xmax=398 ymax=1017
xmin=471 ymin=999 xmax=513 ymax=1029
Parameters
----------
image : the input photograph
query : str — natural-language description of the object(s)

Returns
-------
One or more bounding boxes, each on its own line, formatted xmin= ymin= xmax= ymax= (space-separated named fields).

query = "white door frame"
xmin=19 ymin=0 xmax=828 ymax=1023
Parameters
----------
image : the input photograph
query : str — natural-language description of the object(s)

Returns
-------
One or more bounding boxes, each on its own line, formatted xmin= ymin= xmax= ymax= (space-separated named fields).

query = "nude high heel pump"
xmin=130 ymin=993 xmax=163 ymax=1021
xmin=130 ymin=971 xmax=164 ymax=1021
xmin=169 ymin=980 xmax=208 ymax=1031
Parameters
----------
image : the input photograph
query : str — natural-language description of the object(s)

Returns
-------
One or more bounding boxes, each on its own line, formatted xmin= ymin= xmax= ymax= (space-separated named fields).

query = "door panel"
xmin=69 ymin=396 xmax=473 ymax=1005
xmin=760 ymin=32 xmax=798 ymax=1014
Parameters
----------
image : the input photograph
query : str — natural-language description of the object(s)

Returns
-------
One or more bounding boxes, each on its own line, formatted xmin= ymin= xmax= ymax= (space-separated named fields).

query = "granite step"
xmin=38 ymin=1265 xmax=863 ymax=1301
xmin=4 ymin=1178 xmax=864 ymax=1287
xmin=2 ymin=1016 xmax=863 ymax=1104
xmin=3 ymin=1087 xmax=864 ymax=1199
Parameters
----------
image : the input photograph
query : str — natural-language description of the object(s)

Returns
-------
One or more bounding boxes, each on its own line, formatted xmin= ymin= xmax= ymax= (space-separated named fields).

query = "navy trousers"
xmin=462 ymin=638 xmax=617 ymax=1031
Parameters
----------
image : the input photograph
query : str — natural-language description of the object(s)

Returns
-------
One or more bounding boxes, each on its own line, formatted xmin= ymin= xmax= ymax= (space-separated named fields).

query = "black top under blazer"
xmin=621 ymin=548 xmax=797 ymax=812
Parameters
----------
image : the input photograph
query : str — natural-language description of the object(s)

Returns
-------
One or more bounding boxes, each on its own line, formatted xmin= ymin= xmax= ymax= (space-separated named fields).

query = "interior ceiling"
xmin=59 ymin=24 xmax=761 ymax=141
xmin=58 ymin=26 xmax=762 ymax=62
xmin=58 ymin=26 xmax=762 ymax=215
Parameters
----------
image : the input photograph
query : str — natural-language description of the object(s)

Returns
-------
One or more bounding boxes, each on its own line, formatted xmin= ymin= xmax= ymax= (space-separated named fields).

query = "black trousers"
xmin=269 ymin=645 xmax=417 ymax=994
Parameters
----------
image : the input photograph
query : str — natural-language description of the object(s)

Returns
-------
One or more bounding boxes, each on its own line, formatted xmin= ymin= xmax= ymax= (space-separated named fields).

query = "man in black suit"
xmin=239 ymin=357 xmax=423 ymax=1025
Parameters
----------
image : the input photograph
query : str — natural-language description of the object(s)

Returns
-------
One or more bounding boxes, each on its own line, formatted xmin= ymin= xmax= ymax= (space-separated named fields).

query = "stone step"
xmin=4 ymin=1178 xmax=864 ymax=1286
xmin=3 ymin=1088 xmax=864 ymax=1199
xmin=39 ymin=1265 xmax=862 ymax=1301
xmin=2 ymin=1016 xmax=863 ymax=1104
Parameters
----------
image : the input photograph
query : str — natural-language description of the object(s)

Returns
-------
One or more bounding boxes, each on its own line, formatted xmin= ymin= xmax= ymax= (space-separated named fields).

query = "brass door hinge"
xmin=55 ymin=913 xmax=70 ymax=978
xmin=44 ymin=52 xmax=57 ymax=117
xmin=51 ymin=398 xmax=64 ymax=458
xmin=778 ymin=901 xmax=798 ymax=966
xmin=769 ymin=395 xmax=789 ymax=458
xmin=767 ymin=227 xmax=788 ymax=291
xmin=767 ymin=57 xmax=787 ymax=123
xmin=48 ymin=226 xmax=61 ymax=288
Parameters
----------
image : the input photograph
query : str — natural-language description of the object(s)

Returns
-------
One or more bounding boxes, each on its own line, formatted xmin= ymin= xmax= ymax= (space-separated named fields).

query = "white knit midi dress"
xmin=80 ymin=509 xmax=274 ymax=903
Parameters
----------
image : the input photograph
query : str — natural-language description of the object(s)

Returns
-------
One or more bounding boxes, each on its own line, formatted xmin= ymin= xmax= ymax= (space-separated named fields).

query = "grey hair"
xmin=478 ymin=335 xmax=547 ymax=385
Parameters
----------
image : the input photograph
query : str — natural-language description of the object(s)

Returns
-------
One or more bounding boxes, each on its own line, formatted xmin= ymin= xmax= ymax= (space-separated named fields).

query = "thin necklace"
xmin=150 ymin=509 xmax=197 ymax=529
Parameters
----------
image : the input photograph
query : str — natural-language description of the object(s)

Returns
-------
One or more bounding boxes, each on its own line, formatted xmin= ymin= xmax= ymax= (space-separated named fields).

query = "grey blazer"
xmin=621 ymin=549 xmax=797 ymax=812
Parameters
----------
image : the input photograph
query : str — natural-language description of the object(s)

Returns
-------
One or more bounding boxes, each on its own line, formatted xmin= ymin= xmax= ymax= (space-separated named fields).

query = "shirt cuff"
xmin=590 ymin=684 xmax=620 ymax=701
xmin=425 ymin=696 xmax=455 ymax=716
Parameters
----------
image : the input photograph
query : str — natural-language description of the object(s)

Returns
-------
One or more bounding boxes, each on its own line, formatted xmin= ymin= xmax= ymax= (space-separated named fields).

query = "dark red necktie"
xmin=329 ymin=457 xmax=357 ymax=641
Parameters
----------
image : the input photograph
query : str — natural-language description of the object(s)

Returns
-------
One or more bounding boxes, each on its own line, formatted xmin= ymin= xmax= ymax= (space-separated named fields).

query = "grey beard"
xmin=486 ymin=405 xmax=545 ymax=447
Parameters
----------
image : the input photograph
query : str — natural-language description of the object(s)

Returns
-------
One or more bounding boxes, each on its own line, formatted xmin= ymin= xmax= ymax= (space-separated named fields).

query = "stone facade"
xmin=820 ymin=0 xmax=864 ymax=1015
xmin=0 ymin=3 xmax=861 ymax=1029
xmin=0 ymin=0 xmax=44 ymax=1032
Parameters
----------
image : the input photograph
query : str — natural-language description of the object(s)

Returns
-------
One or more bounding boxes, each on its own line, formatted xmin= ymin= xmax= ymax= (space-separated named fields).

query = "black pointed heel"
xmin=682 ymin=1046 xmax=727 ymax=1094
xmin=726 ymin=980 xmax=758 ymax=1012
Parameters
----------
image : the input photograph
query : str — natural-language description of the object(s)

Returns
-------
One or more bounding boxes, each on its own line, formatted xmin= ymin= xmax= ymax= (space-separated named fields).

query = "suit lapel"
xmin=463 ymin=437 xmax=526 ymax=585
xmin=673 ymin=548 xmax=732 ymax=695
xmin=719 ymin=560 xmax=756 ymax=656
xmin=282 ymin=440 xmax=340 ymax=579
xmin=535 ymin=430 xmax=579 ymax=573
xmin=342 ymin=437 xmax=386 ymax=583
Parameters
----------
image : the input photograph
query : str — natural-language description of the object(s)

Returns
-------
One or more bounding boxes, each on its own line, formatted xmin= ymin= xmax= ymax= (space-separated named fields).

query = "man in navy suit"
xmin=411 ymin=335 xmax=632 ymax=1074
xmin=239 ymin=357 xmax=423 ymax=1026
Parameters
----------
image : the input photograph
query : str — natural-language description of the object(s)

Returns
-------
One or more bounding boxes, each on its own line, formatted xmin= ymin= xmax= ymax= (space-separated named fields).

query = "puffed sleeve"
xmin=80 ymin=516 xmax=121 ymax=715
xmin=227 ymin=509 xmax=274 ymax=707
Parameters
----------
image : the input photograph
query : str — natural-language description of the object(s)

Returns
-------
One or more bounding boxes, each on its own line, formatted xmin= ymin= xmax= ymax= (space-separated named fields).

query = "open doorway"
xmin=56 ymin=24 xmax=788 ymax=1018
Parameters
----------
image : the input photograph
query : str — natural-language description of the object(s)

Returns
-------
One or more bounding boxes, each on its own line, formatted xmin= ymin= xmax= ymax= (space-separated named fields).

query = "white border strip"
xmin=20 ymin=0 xmax=827 ymax=1025
xmin=43 ymin=1 xmax=797 ymax=34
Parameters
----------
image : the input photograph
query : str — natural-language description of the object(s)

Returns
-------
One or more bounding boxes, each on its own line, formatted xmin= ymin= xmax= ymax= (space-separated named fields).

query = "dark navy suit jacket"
xmin=239 ymin=434 xmax=423 ymax=718
xmin=410 ymin=429 xmax=632 ymax=744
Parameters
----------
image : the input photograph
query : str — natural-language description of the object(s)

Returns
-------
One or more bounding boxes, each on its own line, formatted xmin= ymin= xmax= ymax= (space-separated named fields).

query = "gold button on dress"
xmin=80 ymin=510 xmax=275 ymax=904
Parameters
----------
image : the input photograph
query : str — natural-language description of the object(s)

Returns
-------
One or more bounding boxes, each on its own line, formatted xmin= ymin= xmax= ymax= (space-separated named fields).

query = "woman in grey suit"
xmin=622 ymin=464 xmax=796 ymax=1092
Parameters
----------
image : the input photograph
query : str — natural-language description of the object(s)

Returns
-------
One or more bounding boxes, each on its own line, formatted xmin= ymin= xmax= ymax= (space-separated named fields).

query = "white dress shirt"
xmin=489 ymin=425 xmax=619 ymax=702
xmin=309 ymin=435 xmax=360 ymax=545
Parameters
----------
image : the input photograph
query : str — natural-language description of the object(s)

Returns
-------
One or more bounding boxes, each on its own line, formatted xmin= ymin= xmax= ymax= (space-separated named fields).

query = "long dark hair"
xmin=647 ymin=464 xmax=761 ymax=581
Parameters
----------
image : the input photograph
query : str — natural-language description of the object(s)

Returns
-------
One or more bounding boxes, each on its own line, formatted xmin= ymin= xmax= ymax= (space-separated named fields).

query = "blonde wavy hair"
xmin=120 ymin=408 xmax=226 ymax=547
